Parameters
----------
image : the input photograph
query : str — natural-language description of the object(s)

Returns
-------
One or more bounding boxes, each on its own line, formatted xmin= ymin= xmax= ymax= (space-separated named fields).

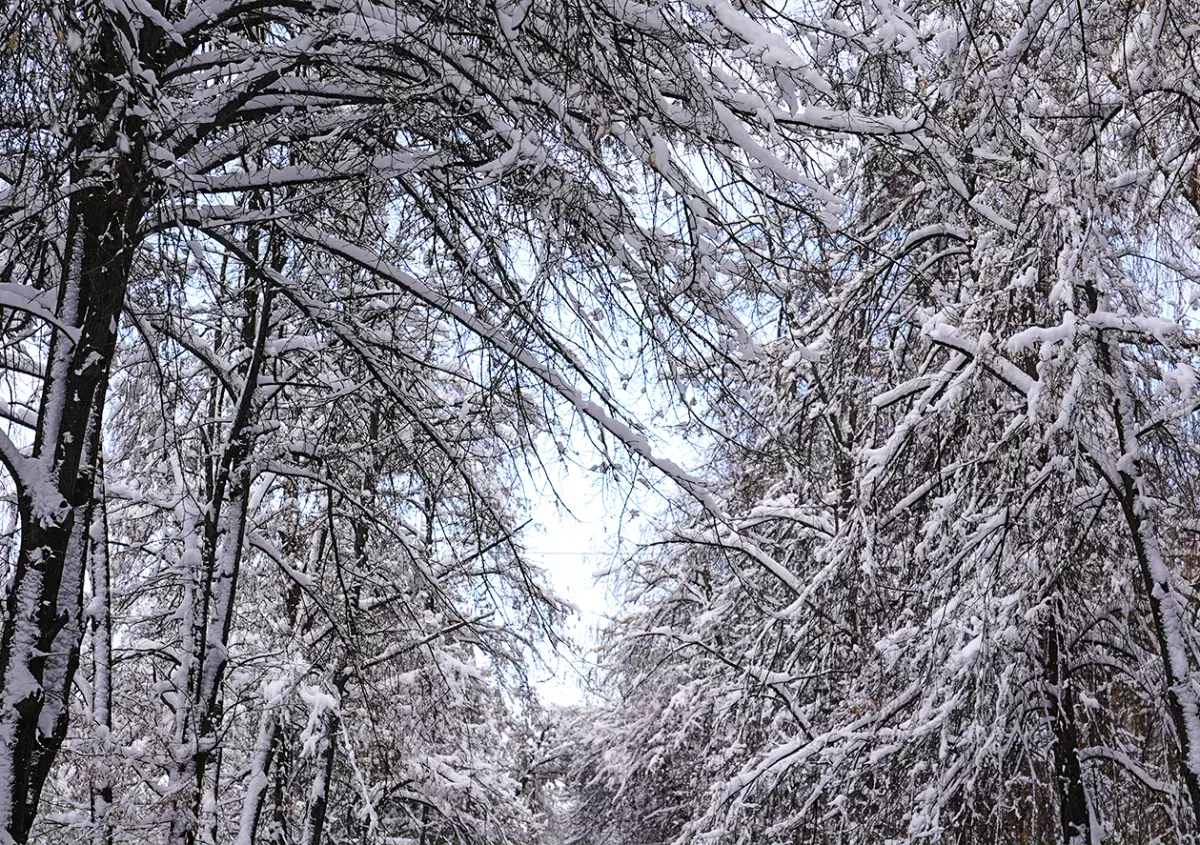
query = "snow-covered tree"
xmin=574 ymin=0 xmax=1200 ymax=842
xmin=0 ymin=0 xmax=868 ymax=841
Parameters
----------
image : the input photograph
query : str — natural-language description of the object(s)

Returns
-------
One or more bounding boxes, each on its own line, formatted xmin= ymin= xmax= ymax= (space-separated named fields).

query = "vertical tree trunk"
xmin=237 ymin=478 xmax=318 ymax=845
xmin=89 ymin=494 xmax=115 ymax=845
xmin=0 ymin=173 xmax=142 ymax=844
xmin=0 ymin=3 xmax=176 ymax=834
xmin=300 ymin=676 xmax=344 ymax=845
xmin=295 ymin=410 xmax=379 ymax=845
xmin=236 ymin=701 xmax=281 ymax=845
xmin=269 ymin=729 xmax=291 ymax=845
xmin=168 ymin=257 xmax=277 ymax=844
xmin=1043 ymin=608 xmax=1090 ymax=844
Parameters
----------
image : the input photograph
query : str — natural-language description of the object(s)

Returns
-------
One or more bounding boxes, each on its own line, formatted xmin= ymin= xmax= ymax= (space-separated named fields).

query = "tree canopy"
xmin=1 ymin=0 xmax=1198 ymax=843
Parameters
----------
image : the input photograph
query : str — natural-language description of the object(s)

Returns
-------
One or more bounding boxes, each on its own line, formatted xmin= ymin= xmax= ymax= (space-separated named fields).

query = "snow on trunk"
xmin=0 ymin=171 xmax=135 ymax=842
xmin=87 ymin=495 xmax=114 ymax=845
xmin=1094 ymin=329 xmax=1200 ymax=824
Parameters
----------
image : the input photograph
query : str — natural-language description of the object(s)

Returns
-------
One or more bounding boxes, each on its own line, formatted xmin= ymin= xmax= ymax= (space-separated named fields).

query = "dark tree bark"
xmin=1044 ymin=608 xmax=1089 ymax=844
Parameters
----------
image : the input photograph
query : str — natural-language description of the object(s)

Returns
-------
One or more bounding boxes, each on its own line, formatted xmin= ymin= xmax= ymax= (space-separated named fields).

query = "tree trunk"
xmin=269 ymin=729 xmax=291 ymax=845
xmin=300 ymin=677 xmax=344 ymax=845
xmin=162 ymin=238 xmax=280 ymax=842
xmin=1091 ymin=313 xmax=1200 ymax=826
xmin=0 ymin=172 xmax=141 ymax=844
xmin=89 ymin=494 xmax=115 ymax=845
xmin=236 ymin=703 xmax=281 ymax=845
xmin=1043 ymin=608 xmax=1090 ymax=844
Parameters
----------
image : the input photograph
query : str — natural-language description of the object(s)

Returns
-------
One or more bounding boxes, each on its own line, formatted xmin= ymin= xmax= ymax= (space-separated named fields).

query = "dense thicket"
xmin=569 ymin=0 xmax=1200 ymax=843
xmin=0 ymin=0 xmax=847 ymax=842
xmin=3 ymin=0 xmax=1198 ymax=843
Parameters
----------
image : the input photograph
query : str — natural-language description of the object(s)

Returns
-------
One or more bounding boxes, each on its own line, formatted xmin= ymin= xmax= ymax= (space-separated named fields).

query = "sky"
xmin=525 ymin=460 xmax=626 ymax=706
xmin=523 ymin=397 xmax=709 ymax=706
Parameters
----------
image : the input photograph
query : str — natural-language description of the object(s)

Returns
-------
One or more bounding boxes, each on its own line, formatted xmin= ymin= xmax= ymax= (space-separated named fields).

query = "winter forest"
xmin=1 ymin=0 xmax=1199 ymax=842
